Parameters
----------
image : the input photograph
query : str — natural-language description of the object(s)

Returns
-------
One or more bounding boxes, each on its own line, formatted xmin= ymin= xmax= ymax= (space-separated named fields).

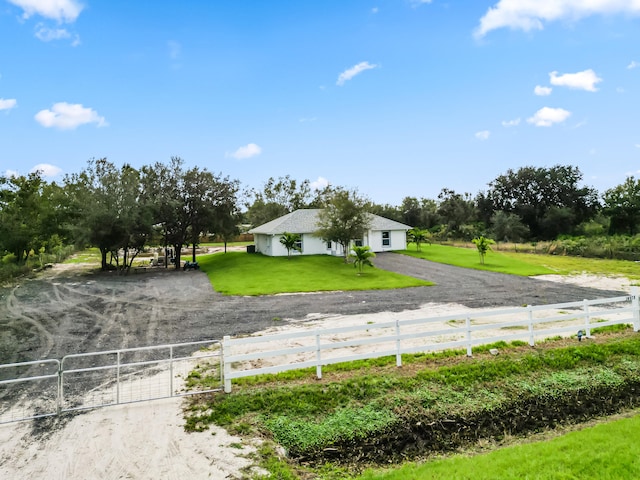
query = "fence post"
xmin=395 ymin=318 xmax=402 ymax=367
xmin=316 ymin=333 xmax=322 ymax=380
xmin=632 ymin=287 xmax=640 ymax=332
xmin=583 ymin=299 xmax=591 ymax=337
xmin=57 ymin=360 xmax=63 ymax=414
xmin=116 ymin=351 xmax=121 ymax=404
xmin=223 ymin=335 xmax=232 ymax=393
xmin=169 ymin=345 xmax=174 ymax=397
xmin=527 ymin=305 xmax=535 ymax=347
xmin=465 ymin=315 xmax=472 ymax=357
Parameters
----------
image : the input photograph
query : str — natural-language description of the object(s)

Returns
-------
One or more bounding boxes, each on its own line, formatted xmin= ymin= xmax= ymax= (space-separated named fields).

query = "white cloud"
xmin=502 ymin=118 xmax=521 ymax=127
xmin=628 ymin=60 xmax=640 ymax=69
xmin=35 ymin=102 xmax=108 ymax=130
xmin=410 ymin=0 xmax=432 ymax=6
xmin=336 ymin=61 xmax=378 ymax=86
xmin=635 ymin=144 xmax=640 ymax=148
xmin=475 ymin=0 xmax=640 ymax=38
xmin=30 ymin=163 xmax=62 ymax=177
xmin=527 ymin=107 xmax=571 ymax=127
xmin=549 ymin=69 xmax=602 ymax=92
xmin=35 ymin=24 xmax=70 ymax=41
xmin=33 ymin=23 xmax=80 ymax=45
xmin=228 ymin=143 xmax=262 ymax=160
xmin=534 ymin=85 xmax=552 ymax=96
xmin=8 ymin=0 xmax=84 ymax=23
xmin=475 ymin=130 xmax=491 ymax=140
xmin=0 ymin=98 xmax=17 ymax=111
xmin=4 ymin=170 xmax=19 ymax=178
xmin=168 ymin=41 xmax=181 ymax=60
xmin=298 ymin=117 xmax=317 ymax=123
xmin=371 ymin=7 xmax=379 ymax=14
xmin=310 ymin=176 xmax=329 ymax=190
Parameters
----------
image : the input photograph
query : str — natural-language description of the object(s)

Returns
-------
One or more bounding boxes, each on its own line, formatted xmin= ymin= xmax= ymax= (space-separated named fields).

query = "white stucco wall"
xmin=254 ymin=234 xmax=272 ymax=255
xmin=253 ymin=233 xmax=330 ymax=257
xmin=365 ymin=230 xmax=407 ymax=252
xmin=253 ymin=230 xmax=407 ymax=257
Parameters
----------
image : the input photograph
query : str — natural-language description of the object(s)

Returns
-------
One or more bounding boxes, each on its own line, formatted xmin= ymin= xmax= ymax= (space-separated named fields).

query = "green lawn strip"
xmin=196 ymin=251 xmax=433 ymax=296
xmin=198 ymin=241 xmax=252 ymax=247
xmin=400 ymin=244 xmax=553 ymax=276
xmin=62 ymin=247 xmax=102 ymax=264
xmin=185 ymin=334 xmax=640 ymax=468
xmin=357 ymin=411 xmax=640 ymax=480
xmin=499 ymin=250 xmax=640 ymax=281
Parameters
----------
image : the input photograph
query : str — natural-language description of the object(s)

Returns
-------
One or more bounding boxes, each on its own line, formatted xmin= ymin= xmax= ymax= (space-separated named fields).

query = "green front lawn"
xmin=197 ymin=252 xmax=433 ymax=296
xmin=401 ymin=244 xmax=554 ymax=276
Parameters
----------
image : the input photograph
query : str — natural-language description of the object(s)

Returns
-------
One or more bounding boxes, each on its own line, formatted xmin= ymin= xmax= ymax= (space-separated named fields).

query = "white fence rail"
xmin=3 ymin=291 xmax=640 ymax=422
xmin=222 ymin=289 xmax=640 ymax=392
xmin=0 ymin=340 xmax=222 ymax=424
xmin=0 ymin=359 xmax=60 ymax=423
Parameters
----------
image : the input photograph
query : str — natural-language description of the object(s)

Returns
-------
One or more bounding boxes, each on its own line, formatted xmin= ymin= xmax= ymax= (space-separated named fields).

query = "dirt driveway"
xmin=0 ymin=252 xmax=626 ymax=366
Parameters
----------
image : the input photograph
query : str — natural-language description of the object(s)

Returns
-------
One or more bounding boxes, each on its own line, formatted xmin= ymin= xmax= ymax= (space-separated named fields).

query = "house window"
xmin=326 ymin=241 xmax=332 ymax=250
xmin=354 ymin=239 xmax=363 ymax=247
xmin=295 ymin=238 xmax=303 ymax=252
xmin=382 ymin=231 xmax=390 ymax=247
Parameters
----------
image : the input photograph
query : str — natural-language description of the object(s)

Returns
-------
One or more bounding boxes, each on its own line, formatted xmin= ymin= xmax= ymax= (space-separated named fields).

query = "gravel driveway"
xmin=0 ymin=252 xmax=627 ymax=365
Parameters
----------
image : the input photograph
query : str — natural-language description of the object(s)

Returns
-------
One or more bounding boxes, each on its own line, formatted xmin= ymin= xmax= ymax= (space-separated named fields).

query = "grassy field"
xmin=403 ymin=243 xmax=640 ymax=280
xmin=62 ymin=247 xmax=102 ymax=264
xmin=499 ymin=250 xmax=640 ymax=281
xmin=400 ymin=244 xmax=554 ymax=276
xmin=197 ymin=251 xmax=433 ymax=295
xmin=357 ymin=411 xmax=640 ymax=480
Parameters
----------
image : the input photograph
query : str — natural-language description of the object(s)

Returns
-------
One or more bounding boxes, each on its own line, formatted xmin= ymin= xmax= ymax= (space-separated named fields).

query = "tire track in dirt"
xmin=50 ymin=281 xmax=123 ymax=355
xmin=5 ymin=285 xmax=55 ymax=361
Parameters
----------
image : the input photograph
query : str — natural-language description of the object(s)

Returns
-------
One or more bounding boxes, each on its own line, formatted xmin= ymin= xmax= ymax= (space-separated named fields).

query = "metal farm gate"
xmin=0 ymin=340 xmax=222 ymax=424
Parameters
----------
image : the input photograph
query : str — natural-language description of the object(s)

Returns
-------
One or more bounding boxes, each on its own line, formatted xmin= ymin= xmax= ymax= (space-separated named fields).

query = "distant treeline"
xmin=2 ymin=162 xmax=640 ymax=276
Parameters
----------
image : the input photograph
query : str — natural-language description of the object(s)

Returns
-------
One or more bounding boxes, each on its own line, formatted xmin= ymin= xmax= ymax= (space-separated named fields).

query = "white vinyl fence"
xmin=222 ymin=288 xmax=640 ymax=393
xmin=2 ymin=291 xmax=639 ymax=423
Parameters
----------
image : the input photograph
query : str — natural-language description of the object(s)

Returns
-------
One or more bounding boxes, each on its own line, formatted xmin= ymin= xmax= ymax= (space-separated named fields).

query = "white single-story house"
xmin=248 ymin=209 xmax=412 ymax=257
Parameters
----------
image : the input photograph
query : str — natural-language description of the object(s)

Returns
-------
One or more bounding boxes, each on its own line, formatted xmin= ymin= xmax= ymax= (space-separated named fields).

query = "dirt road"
xmin=0 ymin=252 xmax=626 ymax=365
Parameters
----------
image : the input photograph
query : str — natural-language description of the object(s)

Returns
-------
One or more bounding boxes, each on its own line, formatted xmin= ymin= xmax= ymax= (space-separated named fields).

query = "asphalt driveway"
xmin=0 ymin=252 xmax=627 ymax=364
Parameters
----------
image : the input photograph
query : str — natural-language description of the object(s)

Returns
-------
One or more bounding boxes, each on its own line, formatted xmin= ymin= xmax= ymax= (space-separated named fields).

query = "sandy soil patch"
xmin=533 ymin=273 xmax=635 ymax=293
xmin=0 ymin=398 xmax=262 ymax=480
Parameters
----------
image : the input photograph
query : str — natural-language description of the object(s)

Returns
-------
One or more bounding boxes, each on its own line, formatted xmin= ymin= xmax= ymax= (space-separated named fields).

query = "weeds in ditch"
xmin=184 ymin=332 xmax=640 ymax=478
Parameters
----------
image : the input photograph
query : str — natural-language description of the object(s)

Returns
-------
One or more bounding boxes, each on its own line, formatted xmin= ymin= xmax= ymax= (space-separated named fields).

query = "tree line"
xmin=246 ymin=165 xmax=640 ymax=244
xmin=0 ymin=157 xmax=240 ymax=272
xmin=2 ymin=161 xmax=640 ymax=272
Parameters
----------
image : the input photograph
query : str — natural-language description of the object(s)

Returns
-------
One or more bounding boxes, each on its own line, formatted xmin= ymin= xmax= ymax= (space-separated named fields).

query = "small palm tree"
xmin=279 ymin=232 xmax=301 ymax=259
xmin=408 ymin=227 xmax=431 ymax=252
xmin=472 ymin=235 xmax=495 ymax=265
xmin=348 ymin=245 xmax=376 ymax=274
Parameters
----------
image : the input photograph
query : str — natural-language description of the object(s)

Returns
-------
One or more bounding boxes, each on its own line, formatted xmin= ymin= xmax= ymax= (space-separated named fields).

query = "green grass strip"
xmin=400 ymin=244 xmax=553 ymax=276
xmin=357 ymin=410 xmax=640 ymax=480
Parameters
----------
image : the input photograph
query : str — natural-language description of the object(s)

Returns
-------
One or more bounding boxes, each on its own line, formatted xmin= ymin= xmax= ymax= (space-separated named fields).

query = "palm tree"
xmin=408 ymin=227 xmax=431 ymax=252
xmin=279 ymin=232 xmax=301 ymax=259
xmin=472 ymin=235 xmax=495 ymax=264
xmin=348 ymin=245 xmax=376 ymax=274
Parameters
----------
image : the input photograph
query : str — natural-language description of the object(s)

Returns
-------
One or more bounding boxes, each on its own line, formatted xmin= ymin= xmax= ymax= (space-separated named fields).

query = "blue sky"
xmin=1 ymin=0 xmax=639 ymax=206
